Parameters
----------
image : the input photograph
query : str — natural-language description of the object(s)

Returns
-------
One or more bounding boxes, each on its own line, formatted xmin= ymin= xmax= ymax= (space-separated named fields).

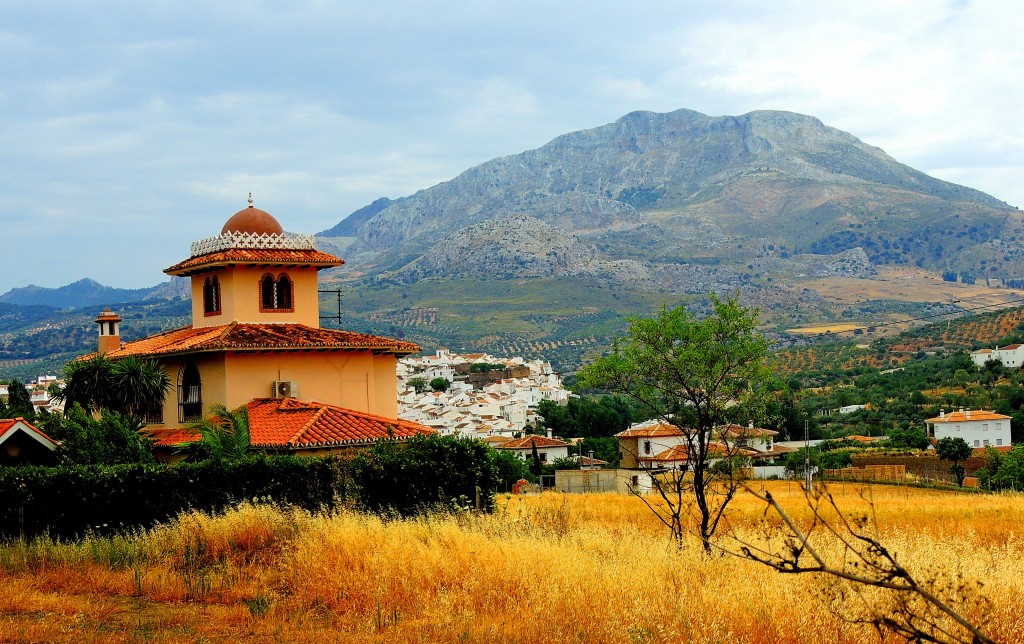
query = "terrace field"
xmin=0 ymin=483 xmax=1021 ymax=643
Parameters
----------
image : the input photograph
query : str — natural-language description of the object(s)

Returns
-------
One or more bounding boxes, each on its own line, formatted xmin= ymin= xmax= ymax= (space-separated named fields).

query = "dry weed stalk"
xmin=731 ymin=484 xmax=996 ymax=644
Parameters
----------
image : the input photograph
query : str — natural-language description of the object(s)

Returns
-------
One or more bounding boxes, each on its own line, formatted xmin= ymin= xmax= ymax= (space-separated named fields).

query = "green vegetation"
xmin=578 ymin=296 xmax=771 ymax=551
xmin=60 ymin=354 xmax=171 ymax=418
xmin=353 ymin=434 xmax=498 ymax=514
xmin=936 ymin=436 xmax=972 ymax=486
xmin=36 ymin=405 xmax=155 ymax=465
xmin=535 ymin=396 xmax=648 ymax=438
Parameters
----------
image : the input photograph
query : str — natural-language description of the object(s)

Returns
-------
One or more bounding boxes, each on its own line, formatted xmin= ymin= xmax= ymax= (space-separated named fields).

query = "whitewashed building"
xmin=925 ymin=409 xmax=1012 ymax=449
xmin=970 ymin=344 xmax=1024 ymax=368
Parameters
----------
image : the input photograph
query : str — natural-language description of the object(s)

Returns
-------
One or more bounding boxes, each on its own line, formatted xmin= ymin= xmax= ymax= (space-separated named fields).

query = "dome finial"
xmin=247 ymin=192 xmax=254 ymax=208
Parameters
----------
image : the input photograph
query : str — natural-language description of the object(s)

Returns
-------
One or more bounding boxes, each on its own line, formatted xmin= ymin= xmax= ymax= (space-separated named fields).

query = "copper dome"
xmin=221 ymin=206 xmax=284 ymax=236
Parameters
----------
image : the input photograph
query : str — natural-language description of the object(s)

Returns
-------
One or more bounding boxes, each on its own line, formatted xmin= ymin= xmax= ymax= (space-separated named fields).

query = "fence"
xmin=824 ymin=464 xmax=906 ymax=482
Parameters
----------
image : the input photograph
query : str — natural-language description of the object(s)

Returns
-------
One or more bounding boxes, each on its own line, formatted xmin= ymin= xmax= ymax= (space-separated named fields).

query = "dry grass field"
xmin=0 ymin=482 xmax=1022 ymax=643
xmin=797 ymin=266 xmax=1024 ymax=306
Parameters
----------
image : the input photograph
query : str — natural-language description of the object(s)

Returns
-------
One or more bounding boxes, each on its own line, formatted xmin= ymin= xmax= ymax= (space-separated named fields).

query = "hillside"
xmin=0 ymin=278 xmax=190 ymax=309
xmin=306 ymin=108 xmax=1023 ymax=366
xmin=0 ymin=298 xmax=191 ymax=380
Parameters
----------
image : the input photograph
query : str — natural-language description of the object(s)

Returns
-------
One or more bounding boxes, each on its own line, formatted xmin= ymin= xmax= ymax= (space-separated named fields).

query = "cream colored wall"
xmin=223 ymin=350 xmax=398 ymax=417
xmin=153 ymin=354 xmax=227 ymax=425
xmin=191 ymin=265 xmax=321 ymax=328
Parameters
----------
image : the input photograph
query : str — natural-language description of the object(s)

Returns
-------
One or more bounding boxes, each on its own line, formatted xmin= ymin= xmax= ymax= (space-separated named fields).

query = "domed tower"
xmin=164 ymin=195 xmax=344 ymax=328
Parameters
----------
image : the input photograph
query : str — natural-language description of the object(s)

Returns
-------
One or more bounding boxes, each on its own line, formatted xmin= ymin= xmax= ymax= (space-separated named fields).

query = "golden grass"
xmin=0 ymin=483 xmax=1022 ymax=643
xmin=786 ymin=323 xmax=866 ymax=335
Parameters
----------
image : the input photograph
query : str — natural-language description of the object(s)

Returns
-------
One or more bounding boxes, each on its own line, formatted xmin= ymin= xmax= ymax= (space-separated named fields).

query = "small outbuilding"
xmin=0 ymin=418 xmax=60 ymax=466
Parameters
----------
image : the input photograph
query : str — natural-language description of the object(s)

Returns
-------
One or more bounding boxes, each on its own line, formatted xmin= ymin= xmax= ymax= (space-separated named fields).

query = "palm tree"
xmin=186 ymin=403 xmax=251 ymax=460
xmin=59 ymin=355 xmax=170 ymax=419
xmin=109 ymin=356 xmax=172 ymax=418
xmin=58 ymin=355 xmax=115 ymax=414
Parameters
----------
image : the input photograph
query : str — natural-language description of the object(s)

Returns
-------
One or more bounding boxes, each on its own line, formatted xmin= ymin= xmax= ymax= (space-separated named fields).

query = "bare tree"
xmin=729 ymin=485 xmax=996 ymax=644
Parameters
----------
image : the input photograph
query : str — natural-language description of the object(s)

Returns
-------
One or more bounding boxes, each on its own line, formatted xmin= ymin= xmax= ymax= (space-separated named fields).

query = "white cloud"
xmin=0 ymin=0 xmax=1021 ymax=290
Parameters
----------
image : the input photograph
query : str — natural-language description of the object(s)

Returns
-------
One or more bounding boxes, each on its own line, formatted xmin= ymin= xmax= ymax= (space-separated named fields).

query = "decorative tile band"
xmin=191 ymin=232 xmax=318 ymax=257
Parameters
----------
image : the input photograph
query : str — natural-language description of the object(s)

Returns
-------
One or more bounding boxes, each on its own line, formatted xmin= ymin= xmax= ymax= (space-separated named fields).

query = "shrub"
xmin=0 ymin=455 xmax=354 ymax=540
xmin=352 ymin=434 xmax=499 ymax=515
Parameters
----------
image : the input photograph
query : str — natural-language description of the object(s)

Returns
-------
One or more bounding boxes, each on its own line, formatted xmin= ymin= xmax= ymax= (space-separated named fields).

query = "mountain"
xmin=302 ymin=108 xmax=1024 ymax=369
xmin=318 ymin=197 xmax=399 ymax=238
xmin=0 ymin=277 xmax=190 ymax=309
xmin=333 ymin=109 xmax=1017 ymax=286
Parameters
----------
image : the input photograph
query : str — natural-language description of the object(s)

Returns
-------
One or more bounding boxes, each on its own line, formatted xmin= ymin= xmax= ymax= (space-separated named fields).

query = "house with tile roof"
xmin=970 ymin=344 xmax=1024 ymax=368
xmin=925 ymin=409 xmax=1012 ymax=449
xmin=616 ymin=419 xmax=791 ymax=470
xmin=77 ymin=196 xmax=430 ymax=454
xmin=0 ymin=418 xmax=59 ymax=466
xmin=494 ymin=434 xmax=571 ymax=464
xmin=151 ymin=397 xmax=432 ymax=455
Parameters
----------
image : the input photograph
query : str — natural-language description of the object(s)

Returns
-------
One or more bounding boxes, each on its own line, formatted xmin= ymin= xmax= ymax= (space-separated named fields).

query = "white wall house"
xmin=925 ymin=409 xmax=1012 ymax=449
xmin=970 ymin=344 xmax=1024 ymax=368
xmin=495 ymin=435 xmax=571 ymax=462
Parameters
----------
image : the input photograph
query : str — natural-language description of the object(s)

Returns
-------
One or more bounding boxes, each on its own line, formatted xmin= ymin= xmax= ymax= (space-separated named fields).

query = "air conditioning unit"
xmin=272 ymin=381 xmax=298 ymax=398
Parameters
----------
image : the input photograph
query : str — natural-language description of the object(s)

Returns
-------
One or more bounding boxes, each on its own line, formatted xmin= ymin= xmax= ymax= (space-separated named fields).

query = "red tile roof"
xmin=0 ymin=418 xmax=59 ymax=449
xmin=616 ymin=423 xmax=686 ymax=438
xmin=152 ymin=397 xmax=434 ymax=449
xmin=165 ymin=248 xmax=343 ymax=276
xmin=496 ymin=435 xmax=571 ymax=449
xmin=644 ymin=442 xmax=758 ymax=463
xmin=82 ymin=322 xmax=419 ymax=359
xmin=925 ymin=410 xmax=1010 ymax=423
xmin=719 ymin=424 xmax=778 ymax=438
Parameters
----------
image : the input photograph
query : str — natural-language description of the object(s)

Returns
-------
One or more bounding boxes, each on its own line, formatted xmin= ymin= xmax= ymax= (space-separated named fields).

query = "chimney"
xmin=547 ymin=427 xmax=552 ymax=439
xmin=966 ymin=410 xmax=971 ymax=419
xmin=95 ymin=308 xmax=122 ymax=354
xmin=939 ymin=409 xmax=945 ymax=419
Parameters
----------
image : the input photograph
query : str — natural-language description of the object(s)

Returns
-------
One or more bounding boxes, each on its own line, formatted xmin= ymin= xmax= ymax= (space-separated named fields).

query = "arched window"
xmin=178 ymin=363 xmax=203 ymax=423
xmin=259 ymin=273 xmax=294 ymax=312
xmin=203 ymin=276 xmax=221 ymax=315
xmin=261 ymin=274 xmax=276 ymax=310
xmin=277 ymin=274 xmax=292 ymax=309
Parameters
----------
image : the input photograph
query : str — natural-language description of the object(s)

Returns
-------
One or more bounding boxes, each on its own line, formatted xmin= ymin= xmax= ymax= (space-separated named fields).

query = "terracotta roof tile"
xmin=644 ymin=442 xmax=757 ymax=462
xmin=616 ymin=423 xmax=686 ymax=438
xmin=83 ymin=322 xmax=419 ymax=359
xmin=152 ymin=397 xmax=433 ymax=449
xmin=719 ymin=424 xmax=778 ymax=438
xmin=165 ymin=248 xmax=343 ymax=276
xmin=0 ymin=418 xmax=60 ymax=449
xmin=496 ymin=435 xmax=571 ymax=449
xmin=925 ymin=410 xmax=1011 ymax=423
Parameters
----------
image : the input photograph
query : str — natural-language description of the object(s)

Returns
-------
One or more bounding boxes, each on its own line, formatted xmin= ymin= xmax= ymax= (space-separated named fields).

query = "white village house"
xmin=925 ymin=409 xmax=1012 ymax=449
xmin=494 ymin=434 xmax=571 ymax=463
xmin=970 ymin=344 xmax=1024 ymax=368
xmin=614 ymin=419 xmax=794 ymax=472
xmin=397 ymin=350 xmax=570 ymax=438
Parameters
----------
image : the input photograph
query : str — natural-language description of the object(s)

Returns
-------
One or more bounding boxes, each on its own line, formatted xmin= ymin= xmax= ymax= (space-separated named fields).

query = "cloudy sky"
xmin=1 ymin=0 xmax=1021 ymax=292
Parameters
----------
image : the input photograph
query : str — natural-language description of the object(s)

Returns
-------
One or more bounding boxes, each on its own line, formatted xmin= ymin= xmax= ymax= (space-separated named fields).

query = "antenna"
xmin=319 ymin=288 xmax=343 ymax=325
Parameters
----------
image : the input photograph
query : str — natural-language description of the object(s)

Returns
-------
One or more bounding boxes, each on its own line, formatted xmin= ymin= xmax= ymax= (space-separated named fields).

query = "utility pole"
xmin=804 ymin=419 xmax=812 ymax=492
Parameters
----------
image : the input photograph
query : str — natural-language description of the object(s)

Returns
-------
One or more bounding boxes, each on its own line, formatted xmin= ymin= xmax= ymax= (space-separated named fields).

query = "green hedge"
xmin=0 ymin=456 xmax=354 ymax=540
xmin=0 ymin=435 xmax=503 ymax=540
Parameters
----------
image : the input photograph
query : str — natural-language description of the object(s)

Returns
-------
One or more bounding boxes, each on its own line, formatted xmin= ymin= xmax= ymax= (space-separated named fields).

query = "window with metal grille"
xmin=178 ymin=363 xmax=203 ymax=423
xmin=260 ymin=273 xmax=294 ymax=312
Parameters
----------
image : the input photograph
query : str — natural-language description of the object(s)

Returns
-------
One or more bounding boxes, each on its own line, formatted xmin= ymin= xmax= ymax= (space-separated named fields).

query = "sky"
xmin=1 ymin=0 xmax=1021 ymax=292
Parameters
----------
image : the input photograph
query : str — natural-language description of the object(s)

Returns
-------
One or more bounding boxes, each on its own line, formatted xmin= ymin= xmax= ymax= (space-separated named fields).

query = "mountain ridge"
xmin=329 ymin=108 xmax=1017 ymax=291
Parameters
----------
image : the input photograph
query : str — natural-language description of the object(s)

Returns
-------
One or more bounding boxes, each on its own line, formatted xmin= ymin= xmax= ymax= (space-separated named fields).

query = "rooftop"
xmin=81 ymin=322 xmax=420 ymax=360
xmin=925 ymin=410 xmax=1011 ymax=423
xmin=152 ymin=397 xmax=434 ymax=450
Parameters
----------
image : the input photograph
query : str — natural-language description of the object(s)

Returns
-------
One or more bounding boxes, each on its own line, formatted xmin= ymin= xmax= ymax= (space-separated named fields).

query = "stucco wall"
xmin=190 ymin=265 xmax=321 ymax=328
